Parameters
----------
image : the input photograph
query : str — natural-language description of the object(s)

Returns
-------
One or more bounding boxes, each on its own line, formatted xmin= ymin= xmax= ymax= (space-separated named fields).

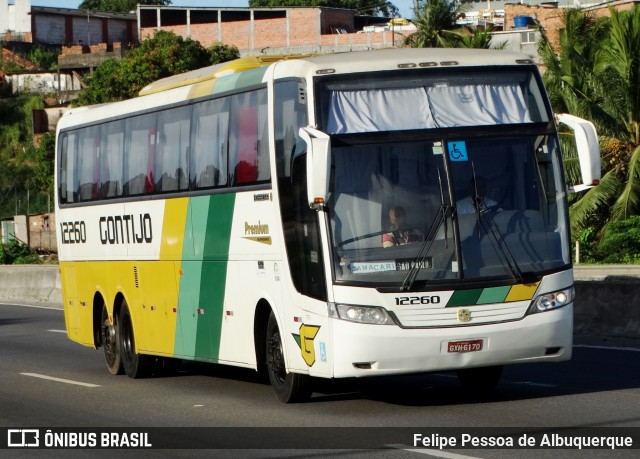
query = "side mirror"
xmin=556 ymin=113 xmax=601 ymax=193
xmin=298 ymin=127 xmax=331 ymax=208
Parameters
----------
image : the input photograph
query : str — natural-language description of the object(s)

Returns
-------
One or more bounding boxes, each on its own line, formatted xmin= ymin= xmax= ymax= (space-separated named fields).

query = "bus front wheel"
xmin=119 ymin=300 xmax=151 ymax=378
xmin=266 ymin=312 xmax=311 ymax=403
xmin=101 ymin=304 xmax=123 ymax=375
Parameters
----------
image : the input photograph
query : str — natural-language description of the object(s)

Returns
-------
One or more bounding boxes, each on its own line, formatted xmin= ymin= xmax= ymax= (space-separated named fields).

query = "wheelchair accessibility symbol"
xmin=448 ymin=141 xmax=468 ymax=162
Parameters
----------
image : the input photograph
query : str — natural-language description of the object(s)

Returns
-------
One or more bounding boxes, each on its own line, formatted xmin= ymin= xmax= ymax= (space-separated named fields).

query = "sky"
xmin=31 ymin=1 xmax=417 ymax=19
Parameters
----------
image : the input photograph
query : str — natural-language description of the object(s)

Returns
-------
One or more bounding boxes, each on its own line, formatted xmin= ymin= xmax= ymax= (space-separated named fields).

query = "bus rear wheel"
xmin=266 ymin=312 xmax=311 ymax=403
xmin=119 ymin=300 xmax=152 ymax=378
xmin=101 ymin=304 xmax=123 ymax=375
xmin=456 ymin=365 xmax=503 ymax=392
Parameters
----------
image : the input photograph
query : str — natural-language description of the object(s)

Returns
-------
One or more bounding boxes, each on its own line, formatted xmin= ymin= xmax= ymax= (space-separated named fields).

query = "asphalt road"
xmin=1 ymin=302 xmax=639 ymax=458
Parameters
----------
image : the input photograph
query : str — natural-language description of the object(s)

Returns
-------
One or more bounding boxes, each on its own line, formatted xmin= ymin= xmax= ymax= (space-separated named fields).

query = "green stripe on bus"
xmin=476 ymin=286 xmax=511 ymax=304
xmin=212 ymin=67 xmax=267 ymax=95
xmin=235 ymin=67 xmax=268 ymax=88
xmin=175 ymin=194 xmax=236 ymax=361
xmin=212 ymin=74 xmax=241 ymax=94
xmin=447 ymin=289 xmax=483 ymax=307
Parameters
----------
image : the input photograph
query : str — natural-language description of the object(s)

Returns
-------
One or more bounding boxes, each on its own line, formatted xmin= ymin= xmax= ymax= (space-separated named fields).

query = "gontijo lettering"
xmin=99 ymin=214 xmax=152 ymax=245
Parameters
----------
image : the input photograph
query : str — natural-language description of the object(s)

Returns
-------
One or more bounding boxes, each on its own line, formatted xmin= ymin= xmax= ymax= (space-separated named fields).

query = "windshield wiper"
xmin=468 ymin=167 xmax=534 ymax=284
xmin=401 ymin=169 xmax=451 ymax=291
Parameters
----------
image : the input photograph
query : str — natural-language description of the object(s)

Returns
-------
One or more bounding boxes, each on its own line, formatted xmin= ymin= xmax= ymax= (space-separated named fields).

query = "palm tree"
xmin=457 ymin=28 xmax=507 ymax=49
xmin=595 ymin=7 xmax=640 ymax=221
xmin=540 ymin=7 xmax=640 ymax=241
xmin=406 ymin=0 xmax=506 ymax=49
xmin=405 ymin=0 xmax=466 ymax=48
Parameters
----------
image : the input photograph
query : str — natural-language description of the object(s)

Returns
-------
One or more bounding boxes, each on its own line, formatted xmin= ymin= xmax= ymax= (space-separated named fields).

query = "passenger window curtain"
xmin=326 ymin=84 xmax=532 ymax=134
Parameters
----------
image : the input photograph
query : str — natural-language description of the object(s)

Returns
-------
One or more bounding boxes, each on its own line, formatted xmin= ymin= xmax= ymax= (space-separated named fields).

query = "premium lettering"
xmin=245 ymin=221 xmax=269 ymax=235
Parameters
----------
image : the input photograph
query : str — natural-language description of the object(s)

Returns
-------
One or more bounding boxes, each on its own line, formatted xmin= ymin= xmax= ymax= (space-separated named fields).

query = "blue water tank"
xmin=514 ymin=16 xmax=532 ymax=28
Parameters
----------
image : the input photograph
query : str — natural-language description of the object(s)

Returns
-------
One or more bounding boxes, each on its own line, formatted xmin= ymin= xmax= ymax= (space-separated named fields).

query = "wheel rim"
xmin=102 ymin=308 xmax=117 ymax=366
xmin=267 ymin=330 xmax=287 ymax=385
xmin=121 ymin=314 xmax=134 ymax=362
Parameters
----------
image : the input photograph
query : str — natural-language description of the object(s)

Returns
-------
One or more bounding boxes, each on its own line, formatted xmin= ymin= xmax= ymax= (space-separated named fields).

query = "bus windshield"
xmin=317 ymin=69 xmax=569 ymax=287
xmin=328 ymin=134 xmax=570 ymax=287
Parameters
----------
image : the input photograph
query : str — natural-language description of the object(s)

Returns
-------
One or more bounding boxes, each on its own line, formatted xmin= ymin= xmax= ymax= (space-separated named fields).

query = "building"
xmin=137 ymin=5 xmax=409 ymax=56
xmin=2 ymin=1 xmax=137 ymax=46
xmin=452 ymin=1 xmax=640 ymax=60
xmin=0 ymin=212 xmax=56 ymax=252
xmin=1 ymin=1 xmax=137 ymax=101
xmin=1 ymin=0 xmax=32 ymax=42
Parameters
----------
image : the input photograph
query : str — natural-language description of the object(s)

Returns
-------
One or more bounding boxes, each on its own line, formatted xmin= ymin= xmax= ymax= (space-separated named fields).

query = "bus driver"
xmin=383 ymin=206 xmax=423 ymax=247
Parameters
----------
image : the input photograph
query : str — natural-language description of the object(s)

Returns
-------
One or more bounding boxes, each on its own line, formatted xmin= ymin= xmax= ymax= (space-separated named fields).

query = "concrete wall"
xmin=4 ymin=72 xmax=76 ymax=95
xmin=573 ymin=265 xmax=640 ymax=341
xmin=0 ymin=265 xmax=61 ymax=307
xmin=1 ymin=265 xmax=639 ymax=343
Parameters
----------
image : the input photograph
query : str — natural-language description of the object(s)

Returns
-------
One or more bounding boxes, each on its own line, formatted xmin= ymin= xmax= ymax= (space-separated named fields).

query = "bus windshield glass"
xmin=316 ymin=69 xmax=569 ymax=287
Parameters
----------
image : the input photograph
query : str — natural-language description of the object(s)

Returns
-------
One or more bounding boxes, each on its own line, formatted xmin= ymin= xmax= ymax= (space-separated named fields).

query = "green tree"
xmin=26 ymin=133 xmax=56 ymax=196
xmin=27 ymin=45 xmax=61 ymax=71
xmin=540 ymin=7 xmax=640 ymax=241
xmin=596 ymin=7 xmax=640 ymax=221
xmin=0 ymin=94 xmax=52 ymax=219
xmin=73 ymin=31 xmax=239 ymax=105
xmin=248 ymin=1 xmax=399 ymax=17
xmin=595 ymin=216 xmax=640 ymax=263
xmin=0 ymin=239 xmax=40 ymax=264
xmin=404 ymin=0 xmax=466 ymax=48
xmin=78 ymin=0 xmax=170 ymax=13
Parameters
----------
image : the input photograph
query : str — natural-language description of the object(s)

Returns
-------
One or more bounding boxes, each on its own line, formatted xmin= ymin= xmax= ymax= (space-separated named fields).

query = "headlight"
xmin=530 ymin=286 xmax=574 ymax=313
xmin=329 ymin=303 xmax=396 ymax=325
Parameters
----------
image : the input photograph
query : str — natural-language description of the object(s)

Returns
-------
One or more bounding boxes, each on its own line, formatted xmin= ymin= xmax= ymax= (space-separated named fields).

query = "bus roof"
xmin=270 ymin=48 xmax=535 ymax=79
xmin=138 ymin=54 xmax=315 ymax=96
xmin=57 ymin=49 xmax=536 ymax=132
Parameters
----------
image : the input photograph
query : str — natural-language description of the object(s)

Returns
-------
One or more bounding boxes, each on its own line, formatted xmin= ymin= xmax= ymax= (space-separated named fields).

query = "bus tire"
xmin=266 ymin=312 xmax=311 ymax=403
xmin=119 ymin=300 xmax=151 ymax=378
xmin=456 ymin=365 xmax=503 ymax=392
xmin=101 ymin=303 xmax=123 ymax=375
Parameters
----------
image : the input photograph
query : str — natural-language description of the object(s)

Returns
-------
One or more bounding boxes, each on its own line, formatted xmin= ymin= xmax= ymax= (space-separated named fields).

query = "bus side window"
xmin=77 ymin=126 xmax=99 ymax=201
xmin=289 ymin=153 xmax=327 ymax=300
xmin=124 ymin=113 xmax=157 ymax=196
xmin=229 ymin=88 xmax=269 ymax=186
xmin=230 ymin=92 xmax=258 ymax=185
xmin=59 ymin=132 xmax=79 ymax=204
xmin=100 ymin=119 xmax=125 ymax=199
xmin=156 ymin=106 xmax=190 ymax=193
xmin=190 ymin=98 xmax=229 ymax=189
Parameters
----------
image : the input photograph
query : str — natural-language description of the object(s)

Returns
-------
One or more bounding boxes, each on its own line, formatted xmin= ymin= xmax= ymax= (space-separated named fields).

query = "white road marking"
xmin=0 ymin=302 xmax=63 ymax=310
xmin=48 ymin=329 xmax=67 ymax=333
xmin=386 ymin=444 xmax=483 ymax=459
xmin=21 ymin=373 xmax=100 ymax=387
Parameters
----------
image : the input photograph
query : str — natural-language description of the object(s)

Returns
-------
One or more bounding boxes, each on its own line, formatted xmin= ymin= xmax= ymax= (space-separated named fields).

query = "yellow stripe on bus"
xmin=160 ymin=198 xmax=189 ymax=260
xmin=505 ymin=282 xmax=540 ymax=302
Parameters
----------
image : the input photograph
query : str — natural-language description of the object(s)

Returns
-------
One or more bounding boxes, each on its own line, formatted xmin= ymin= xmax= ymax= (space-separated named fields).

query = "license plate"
xmin=448 ymin=339 xmax=483 ymax=353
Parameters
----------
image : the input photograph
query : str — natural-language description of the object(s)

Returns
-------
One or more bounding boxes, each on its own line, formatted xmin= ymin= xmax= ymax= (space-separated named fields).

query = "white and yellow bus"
xmin=55 ymin=48 xmax=600 ymax=402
